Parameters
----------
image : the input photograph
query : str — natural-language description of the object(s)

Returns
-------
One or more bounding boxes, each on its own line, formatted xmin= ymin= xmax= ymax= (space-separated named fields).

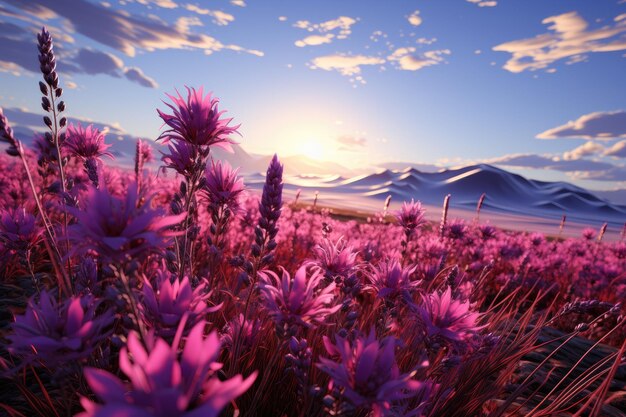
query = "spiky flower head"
xmin=67 ymin=183 xmax=185 ymax=264
xmin=309 ymin=237 xmax=359 ymax=283
xmin=140 ymin=275 xmax=221 ymax=338
xmin=396 ymin=199 xmax=425 ymax=236
xmin=417 ymin=287 xmax=482 ymax=343
xmin=161 ymin=140 xmax=201 ymax=178
xmin=0 ymin=208 xmax=43 ymax=253
xmin=204 ymin=158 xmax=245 ymax=213
xmin=259 ymin=265 xmax=340 ymax=336
xmin=366 ymin=260 xmax=418 ymax=301
xmin=64 ymin=123 xmax=112 ymax=161
xmin=157 ymin=86 xmax=240 ymax=150
xmin=317 ymin=329 xmax=423 ymax=417
xmin=8 ymin=290 xmax=114 ymax=368
xmin=78 ymin=322 xmax=257 ymax=417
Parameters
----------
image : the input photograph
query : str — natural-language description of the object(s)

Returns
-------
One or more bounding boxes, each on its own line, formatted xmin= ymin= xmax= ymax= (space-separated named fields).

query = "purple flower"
xmin=366 ymin=260 xmax=418 ymax=301
xmin=140 ymin=275 xmax=221 ymax=338
xmin=396 ymin=199 xmax=425 ymax=237
xmin=221 ymin=313 xmax=262 ymax=351
xmin=157 ymin=86 xmax=240 ymax=150
xmin=259 ymin=265 xmax=340 ymax=336
xmin=0 ymin=208 xmax=43 ymax=252
xmin=317 ymin=329 xmax=422 ymax=417
xmin=309 ymin=237 xmax=358 ymax=283
xmin=78 ymin=322 xmax=257 ymax=417
xmin=8 ymin=290 xmax=114 ymax=368
xmin=416 ymin=287 xmax=482 ymax=342
xmin=161 ymin=140 xmax=201 ymax=178
xmin=203 ymin=158 xmax=245 ymax=212
xmin=67 ymin=183 xmax=185 ymax=263
xmin=64 ymin=123 xmax=112 ymax=161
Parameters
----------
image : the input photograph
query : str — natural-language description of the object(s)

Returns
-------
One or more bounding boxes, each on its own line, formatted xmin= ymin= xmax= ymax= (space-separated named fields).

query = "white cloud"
xmin=493 ymin=11 xmax=626 ymax=72
xmin=537 ymin=110 xmax=626 ymax=140
xmin=408 ymin=10 xmax=422 ymax=26
xmin=183 ymin=5 xmax=234 ymax=25
xmin=231 ymin=0 xmax=246 ymax=7
xmin=562 ymin=141 xmax=605 ymax=160
xmin=605 ymin=140 xmax=626 ymax=158
xmin=310 ymin=54 xmax=385 ymax=76
xmin=295 ymin=34 xmax=334 ymax=47
xmin=278 ymin=16 xmax=287 ymax=22
xmin=467 ymin=0 xmax=497 ymax=7
xmin=293 ymin=16 xmax=357 ymax=40
xmin=388 ymin=48 xmax=450 ymax=71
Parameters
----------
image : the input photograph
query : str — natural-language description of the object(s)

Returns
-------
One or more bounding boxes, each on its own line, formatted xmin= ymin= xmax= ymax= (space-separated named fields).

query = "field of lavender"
xmin=0 ymin=28 xmax=625 ymax=417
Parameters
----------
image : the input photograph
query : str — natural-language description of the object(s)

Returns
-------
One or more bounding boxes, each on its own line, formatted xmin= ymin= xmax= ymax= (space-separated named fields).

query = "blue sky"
xmin=0 ymin=0 xmax=625 ymax=190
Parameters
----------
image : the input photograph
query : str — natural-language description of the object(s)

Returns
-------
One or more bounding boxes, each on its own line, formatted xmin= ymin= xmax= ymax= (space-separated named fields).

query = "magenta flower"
xmin=203 ymin=158 xmax=245 ymax=212
xmin=309 ymin=237 xmax=359 ymax=283
xmin=416 ymin=287 xmax=482 ymax=342
xmin=8 ymin=290 xmax=114 ymax=368
xmin=0 ymin=208 xmax=43 ymax=252
xmin=366 ymin=260 xmax=418 ymax=301
xmin=78 ymin=322 xmax=257 ymax=417
xmin=67 ymin=183 xmax=185 ymax=263
xmin=396 ymin=199 xmax=426 ymax=236
xmin=157 ymin=86 xmax=240 ymax=150
xmin=160 ymin=140 xmax=200 ymax=178
xmin=140 ymin=275 xmax=221 ymax=338
xmin=317 ymin=329 xmax=422 ymax=417
xmin=64 ymin=123 xmax=112 ymax=160
xmin=221 ymin=313 xmax=262 ymax=351
xmin=259 ymin=265 xmax=340 ymax=336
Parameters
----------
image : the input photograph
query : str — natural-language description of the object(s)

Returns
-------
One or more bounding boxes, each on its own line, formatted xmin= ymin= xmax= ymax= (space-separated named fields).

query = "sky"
xmin=0 ymin=0 xmax=625 ymax=191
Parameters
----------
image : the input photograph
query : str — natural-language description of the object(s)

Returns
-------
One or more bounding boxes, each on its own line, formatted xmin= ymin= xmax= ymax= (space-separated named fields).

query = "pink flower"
xmin=396 ymin=199 xmax=425 ymax=236
xmin=67 ymin=183 xmax=185 ymax=263
xmin=417 ymin=287 xmax=482 ymax=342
xmin=140 ymin=275 xmax=221 ymax=338
xmin=64 ymin=123 xmax=112 ymax=160
xmin=0 ymin=208 xmax=42 ymax=252
xmin=366 ymin=260 xmax=418 ymax=301
xmin=309 ymin=237 xmax=359 ymax=283
xmin=78 ymin=322 xmax=257 ymax=417
xmin=8 ymin=291 xmax=114 ymax=368
xmin=317 ymin=329 xmax=423 ymax=417
xmin=203 ymin=158 xmax=245 ymax=212
xmin=259 ymin=265 xmax=340 ymax=336
xmin=157 ymin=86 xmax=240 ymax=150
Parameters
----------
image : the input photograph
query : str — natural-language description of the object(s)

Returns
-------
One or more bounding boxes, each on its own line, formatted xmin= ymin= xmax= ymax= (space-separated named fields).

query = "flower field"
xmin=0 ymin=28 xmax=625 ymax=417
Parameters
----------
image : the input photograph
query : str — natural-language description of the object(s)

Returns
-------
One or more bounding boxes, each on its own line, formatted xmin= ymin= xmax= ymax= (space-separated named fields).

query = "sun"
xmin=297 ymin=138 xmax=325 ymax=160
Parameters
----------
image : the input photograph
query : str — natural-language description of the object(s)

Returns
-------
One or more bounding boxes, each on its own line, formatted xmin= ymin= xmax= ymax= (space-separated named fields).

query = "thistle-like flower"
xmin=66 ymin=183 xmax=185 ymax=264
xmin=204 ymin=158 xmax=245 ymax=213
xmin=0 ymin=208 xmax=43 ymax=253
xmin=396 ymin=199 xmax=425 ymax=238
xmin=317 ymin=329 xmax=423 ymax=417
xmin=366 ymin=260 xmax=418 ymax=301
xmin=157 ymin=86 xmax=240 ymax=150
xmin=259 ymin=265 xmax=340 ymax=336
xmin=78 ymin=322 xmax=257 ymax=417
xmin=161 ymin=140 xmax=201 ymax=178
xmin=8 ymin=290 xmax=114 ymax=368
xmin=309 ymin=237 xmax=358 ymax=284
xmin=140 ymin=275 xmax=221 ymax=338
xmin=64 ymin=123 xmax=112 ymax=161
xmin=416 ymin=287 xmax=482 ymax=343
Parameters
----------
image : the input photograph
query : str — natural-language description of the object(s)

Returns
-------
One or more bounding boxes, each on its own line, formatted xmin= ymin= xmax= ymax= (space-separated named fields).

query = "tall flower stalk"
xmin=158 ymin=87 xmax=240 ymax=277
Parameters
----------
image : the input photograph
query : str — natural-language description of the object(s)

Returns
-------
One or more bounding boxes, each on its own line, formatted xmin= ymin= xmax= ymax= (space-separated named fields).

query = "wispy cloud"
xmin=466 ymin=0 xmax=497 ymax=7
xmin=493 ymin=11 xmax=626 ymax=72
xmin=5 ymin=0 xmax=262 ymax=57
xmin=605 ymin=140 xmax=626 ymax=158
xmin=562 ymin=141 xmax=605 ymax=160
xmin=231 ymin=0 xmax=246 ymax=7
xmin=293 ymin=16 xmax=357 ymax=41
xmin=486 ymin=153 xmax=616 ymax=173
xmin=295 ymin=34 xmax=334 ymax=47
xmin=183 ymin=4 xmax=235 ymax=26
xmin=337 ymin=134 xmax=366 ymax=151
xmin=537 ymin=110 xmax=626 ymax=140
xmin=309 ymin=54 xmax=384 ymax=76
xmin=124 ymin=67 xmax=158 ymax=88
xmin=387 ymin=48 xmax=450 ymax=71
